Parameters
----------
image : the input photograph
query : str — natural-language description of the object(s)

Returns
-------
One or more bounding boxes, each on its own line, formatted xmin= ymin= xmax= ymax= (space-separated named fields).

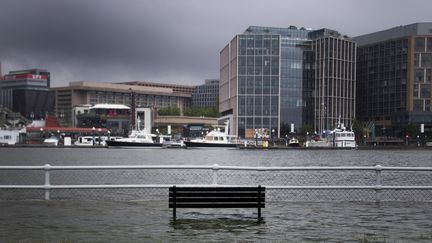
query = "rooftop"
xmin=354 ymin=22 xmax=432 ymax=46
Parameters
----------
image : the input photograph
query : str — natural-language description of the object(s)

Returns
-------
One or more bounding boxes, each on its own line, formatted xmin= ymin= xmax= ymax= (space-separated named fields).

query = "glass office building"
xmin=220 ymin=26 xmax=356 ymax=138
xmin=355 ymin=23 xmax=432 ymax=136
xmin=192 ymin=79 xmax=220 ymax=107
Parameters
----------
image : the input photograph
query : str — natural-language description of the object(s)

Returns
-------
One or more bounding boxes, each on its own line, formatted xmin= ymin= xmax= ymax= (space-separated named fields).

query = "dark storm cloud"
xmin=0 ymin=0 xmax=432 ymax=86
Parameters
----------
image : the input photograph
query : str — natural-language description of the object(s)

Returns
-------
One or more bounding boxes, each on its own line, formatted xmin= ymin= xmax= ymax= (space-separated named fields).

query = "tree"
xmin=158 ymin=107 xmax=180 ymax=116
xmin=352 ymin=118 xmax=364 ymax=140
xmin=300 ymin=124 xmax=313 ymax=136
xmin=184 ymin=106 xmax=219 ymax=117
xmin=405 ymin=123 xmax=419 ymax=137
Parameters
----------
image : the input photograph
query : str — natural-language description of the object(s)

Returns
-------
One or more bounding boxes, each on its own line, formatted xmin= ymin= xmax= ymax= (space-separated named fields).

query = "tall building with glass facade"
xmin=220 ymin=26 xmax=356 ymax=138
xmin=355 ymin=23 xmax=432 ymax=136
xmin=192 ymin=79 xmax=219 ymax=107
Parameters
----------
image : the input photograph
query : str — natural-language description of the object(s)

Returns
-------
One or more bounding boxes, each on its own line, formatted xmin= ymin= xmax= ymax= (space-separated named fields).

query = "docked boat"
xmin=288 ymin=137 xmax=300 ymax=147
xmin=43 ymin=136 xmax=59 ymax=146
xmin=184 ymin=129 xmax=239 ymax=148
xmin=306 ymin=126 xmax=356 ymax=148
xmin=106 ymin=129 xmax=163 ymax=147
xmin=74 ymin=136 xmax=109 ymax=146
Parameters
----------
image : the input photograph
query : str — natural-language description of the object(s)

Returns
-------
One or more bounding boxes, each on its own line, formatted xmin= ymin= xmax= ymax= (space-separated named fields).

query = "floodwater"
xmin=1 ymin=147 xmax=432 ymax=242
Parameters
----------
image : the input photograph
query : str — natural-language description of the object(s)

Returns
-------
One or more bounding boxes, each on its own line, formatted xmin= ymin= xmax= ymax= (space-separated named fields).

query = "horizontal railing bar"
xmin=2 ymin=184 xmax=432 ymax=190
xmin=1 ymin=165 xmax=432 ymax=171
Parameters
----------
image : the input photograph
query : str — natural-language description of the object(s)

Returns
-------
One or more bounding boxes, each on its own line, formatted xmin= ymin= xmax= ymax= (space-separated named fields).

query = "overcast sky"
xmin=0 ymin=0 xmax=431 ymax=87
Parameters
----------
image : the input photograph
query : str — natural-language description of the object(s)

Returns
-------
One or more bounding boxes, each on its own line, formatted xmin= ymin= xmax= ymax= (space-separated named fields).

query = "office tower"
xmin=355 ymin=23 xmax=432 ymax=136
xmin=220 ymin=26 xmax=356 ymax=137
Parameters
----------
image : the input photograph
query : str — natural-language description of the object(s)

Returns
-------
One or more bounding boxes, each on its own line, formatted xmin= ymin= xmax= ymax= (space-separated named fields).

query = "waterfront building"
xmin=355 ymin=23 xmax=432 ymax=137
xmin=220 ymin=26 xmax=356 ymax=138
xmin=0 ymin=69 xmax=54 ymax=119
xmin=192 ymin=79 xmax=219 ymax=107
xmin=52 ymin=81 xmax=194 ymax=128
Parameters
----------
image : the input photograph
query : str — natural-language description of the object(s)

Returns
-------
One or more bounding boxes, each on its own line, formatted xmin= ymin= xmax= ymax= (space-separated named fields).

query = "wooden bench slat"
xmin=169 ymin=197 xmax=265 ymax=203
xmin=169 ymin=192 xmax=265 ymax=198
xmin=169 ymin=187 xmax=266 ymax=192
xmin=169 ymin=203 xmax=265 ymax=208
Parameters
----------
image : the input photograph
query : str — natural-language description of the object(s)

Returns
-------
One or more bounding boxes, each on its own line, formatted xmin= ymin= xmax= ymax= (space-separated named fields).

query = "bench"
xmin=169 ymin=185 xmax=265 ymax=220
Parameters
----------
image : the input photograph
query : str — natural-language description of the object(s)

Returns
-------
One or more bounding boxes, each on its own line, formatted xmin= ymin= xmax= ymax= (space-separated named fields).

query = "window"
xmin=415 ymin=69 xmax=424 ymax=83
xmin=415 ymin=38 xmax=425 ymax=52
xmin=413 ymin=99 xmax=424 ymax=111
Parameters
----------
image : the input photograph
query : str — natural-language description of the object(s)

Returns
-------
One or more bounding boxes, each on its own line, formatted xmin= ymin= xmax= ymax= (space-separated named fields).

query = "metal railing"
xmin=1 ymin=164 xmax=432 ymax=202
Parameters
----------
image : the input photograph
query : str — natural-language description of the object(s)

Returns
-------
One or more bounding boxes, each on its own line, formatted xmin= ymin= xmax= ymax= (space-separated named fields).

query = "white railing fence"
xmin=1 ymin=164 xmax=432 ymax=202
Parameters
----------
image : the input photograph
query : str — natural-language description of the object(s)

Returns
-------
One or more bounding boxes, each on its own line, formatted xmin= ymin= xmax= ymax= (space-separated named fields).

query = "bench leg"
xmin=173 ymin=207 xmax=176 ymax=220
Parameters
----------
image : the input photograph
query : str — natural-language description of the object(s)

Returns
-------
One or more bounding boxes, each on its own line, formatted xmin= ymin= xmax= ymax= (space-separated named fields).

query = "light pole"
xmin=255 ymin=129 xmax=258 ymax=147
xmin=40 ymin=127 xmax=44 ymax=143
xmin=92 ymin=127 xmax=96 ymax=146
xmin=272 ymin=129 xmax=275 ymax=147
xmin=417 ymin=135 xmax=420 ymax=147
xmin=98 ymin=128 xmax=101 ymax=145
xmin=107 ymin=130 xmax=111 ymax=141
xmin=57 ymin=129 xmax=61 ymax=145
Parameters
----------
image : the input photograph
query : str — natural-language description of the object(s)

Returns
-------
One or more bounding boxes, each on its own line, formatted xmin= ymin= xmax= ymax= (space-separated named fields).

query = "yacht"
xmin=288 ymin=137 xmax=300 ymax=147
xmin=184 ymin=122 xmax=239 ymax=148
xmin=306 ymin=125 xmax=356 ymax=149
xmin=74 ymin=136 xmax=107 ymax=146
xmin=106 ymin=129 xmax=163 ymax=148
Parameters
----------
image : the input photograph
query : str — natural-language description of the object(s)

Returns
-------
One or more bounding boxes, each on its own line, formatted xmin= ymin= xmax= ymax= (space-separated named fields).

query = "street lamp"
xmin=92 ymin=127 xmax=96 ymax=146
xmin=255 ymin=129 xmax=258 ymax=147
xmin=271 ymin=129 xmax=275 ymax=147
xmin=40 ymin=127 xmax=44 ymax=143
xmin=98 ymin=128 xmax=101 ymax=145
xmin=417 ymin=135 xmax=420 ymax=147
xmin=107 ymin=130 xmax=111 ymax=141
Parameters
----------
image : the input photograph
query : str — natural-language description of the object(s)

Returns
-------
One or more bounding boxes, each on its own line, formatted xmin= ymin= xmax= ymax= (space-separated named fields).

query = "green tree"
xmin=158 ymin=107 xmax=180 ymax=116
xmin=352 ymin=118 xmax=364 ymax=140
xmin=184 ymin=106 xmax=219 ymax=117
xmin=405 ymin=123 xmax=419 ymax=137
xmin=300 ymin=124 xmax=313 ymax=135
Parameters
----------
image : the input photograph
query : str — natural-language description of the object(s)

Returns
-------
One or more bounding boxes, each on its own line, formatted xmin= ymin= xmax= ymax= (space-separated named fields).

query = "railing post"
xmin=375 ymin=164 xmax=382 ymax=203
xmin=212 ymin=164 xmax=219 ymax=185
xmin=44 ymin=164 xmax=51 ymax=200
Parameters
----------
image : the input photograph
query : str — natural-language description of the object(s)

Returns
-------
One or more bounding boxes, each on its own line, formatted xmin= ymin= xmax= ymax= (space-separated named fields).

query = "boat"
xmin=43 ymin=136 xmax=59 ymax=146
xmin=74 ymin=136 xmax=108 ymax=146
xmin=184 ymin=122 xmax=239 ymax=148
xmin=306 ymin=126 xmax=356 ymax=148
xmin=106 ymin=129 xmax=163 ymax=147
xmin=184 ymin=130 xmax=239 ymax=148
xmin=162 ymin=139 xmax=186 ymax=148
xmin=288 ymin=137 xmax=300 ymax=147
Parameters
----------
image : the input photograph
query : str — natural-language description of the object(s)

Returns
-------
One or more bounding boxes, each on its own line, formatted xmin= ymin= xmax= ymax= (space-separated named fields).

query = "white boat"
xmin=162 ymin=139 xmax=186 ymax=148
xmin=288 ymin=137 xmax=300 ymax=147
xmin=106 ymin=129 xmax=163 ymax=147
xmin=74 ymin=136 xmax=107 ymax=146
xmin=184 ymin=121 xmax=239 ymax=148
xmin=306 ymin=124 xmax=356 ymax=149
xmin=43 ymin=136 xmax=59 ymax=146
xmin=184 ymin=129 xmax=239 ymax=148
